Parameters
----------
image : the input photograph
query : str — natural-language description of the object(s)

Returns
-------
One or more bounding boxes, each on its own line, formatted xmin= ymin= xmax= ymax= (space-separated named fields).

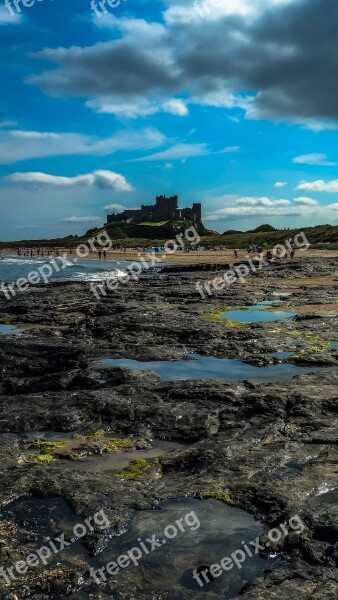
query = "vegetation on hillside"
xmin=0 ymin=223 xmax=338 ymax=250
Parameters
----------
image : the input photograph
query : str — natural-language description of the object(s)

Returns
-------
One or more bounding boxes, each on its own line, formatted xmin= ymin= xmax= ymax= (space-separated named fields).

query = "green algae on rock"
xmin=35 ymin=453 xmax=56 ymax=464
xmin=203 ymin=308 xmax=248 ymax=328
xmin=200 ymin=491 xmax=234 ymax=505
xmin=116 ymin=458 xmax=157 ymax=479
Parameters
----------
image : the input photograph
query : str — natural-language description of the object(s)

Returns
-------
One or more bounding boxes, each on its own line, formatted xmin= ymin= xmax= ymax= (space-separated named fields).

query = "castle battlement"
xmin=106 ymin=195 xmax=202 ymax=225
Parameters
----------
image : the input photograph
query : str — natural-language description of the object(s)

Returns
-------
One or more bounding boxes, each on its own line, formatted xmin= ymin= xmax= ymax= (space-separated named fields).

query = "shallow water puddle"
xmin=273 ymin=453 xmax=319 ymax=479
xmin=101 ymin=354 xmax=332 ymax=382
xmin=1 ymin=497 xmax=76 ymax=540
xmin=271 ymin=351 xmax=293 ymax=359
xmin=22 ymin=431 xmax=180 ymax=471
xmin=222 ymin=300 xmax=296 ymax=323
xmin=22 ymin=431 xmax=182 ymax=474
xmin=0 ymin=497 xmax=90 ymax=569
xmin=0 ymin=499 xmax=285 ymax=598
xmin=0 ymin=323 xmax=24 ymax=336
xmin=307 ymin=486 xmax=338 ymax=508
xmin=55 ymin=439 xmax=180 ymax=472
xmin=92 ymin=497 xmax=283 ymax=597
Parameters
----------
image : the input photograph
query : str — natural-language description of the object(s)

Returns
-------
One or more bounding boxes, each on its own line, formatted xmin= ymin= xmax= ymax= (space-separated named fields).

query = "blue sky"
xmin=1 ymin=0 xmax=338 ymax=240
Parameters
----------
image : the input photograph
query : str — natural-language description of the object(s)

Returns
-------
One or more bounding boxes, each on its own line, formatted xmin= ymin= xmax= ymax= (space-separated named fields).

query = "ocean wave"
xmin=71 ymin=264 xmax=127 ymax=273
xmin=0 ymin=257 xmax=48 ymax=265
xmin=52 ymin=268 xmax=129 ymax=282
xmin=0 ymin=257 xmax=78 ymax=268
xmin=60 ymin=260 xmax=77 ymax=267
xmin=0 ymin=255 xmax=132 ymax=285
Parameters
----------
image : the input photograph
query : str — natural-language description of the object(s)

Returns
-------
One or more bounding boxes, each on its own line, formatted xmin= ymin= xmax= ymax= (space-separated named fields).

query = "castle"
xmin=106 ymin=195 xmax=202 ymax=225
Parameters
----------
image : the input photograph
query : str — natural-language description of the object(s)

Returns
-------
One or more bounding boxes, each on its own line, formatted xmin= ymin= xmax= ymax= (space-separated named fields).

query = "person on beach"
xmin=103 ymin=250 xmax=107 ymax=260
xmin=98 ymin=250 xmax=102 ymax=260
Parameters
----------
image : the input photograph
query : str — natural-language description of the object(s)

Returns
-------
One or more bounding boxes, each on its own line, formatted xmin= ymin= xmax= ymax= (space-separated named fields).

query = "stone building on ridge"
xmin=106 ymin=195 xmax=202 ymax=225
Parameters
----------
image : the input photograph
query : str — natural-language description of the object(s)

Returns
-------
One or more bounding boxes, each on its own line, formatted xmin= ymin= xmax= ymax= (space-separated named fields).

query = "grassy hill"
xmin=0 ymin=222 xmax=338 ymax=250
xmin=216 ymin=224 xmax=338 ymax=250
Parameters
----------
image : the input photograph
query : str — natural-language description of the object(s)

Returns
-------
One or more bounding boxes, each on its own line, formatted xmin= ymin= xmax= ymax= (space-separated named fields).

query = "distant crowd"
xmin=16 ymin=247 xmax=63 ymax=257
xmin=1 ymin=243 xmax=297 ymax=260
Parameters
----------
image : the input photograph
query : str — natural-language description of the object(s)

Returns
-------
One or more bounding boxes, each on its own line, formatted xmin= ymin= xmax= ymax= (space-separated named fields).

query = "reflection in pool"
xmin=0 ymin=497 xmax=89 ymax=571
xmin=222 ymin=301 xmax=296 ymax=324
xmin=91 ymin=497 xmax=284 ymax=597
xmin=101 ymin=353 xmax=331 ymax=382
xmin=0 ymin=497 xmax=286 ymax=598
xmin=22 ymin=431 xmax=181 ymax=472
xmin=307 ymin=486 xmax=338 ymax=508
xmin=0 ymin=323 xmax=24 ymax=336
xmin=271 ymin=352 xmax=293 ymax=359
xmin=56 ymin=438 xmax=180 ymax=472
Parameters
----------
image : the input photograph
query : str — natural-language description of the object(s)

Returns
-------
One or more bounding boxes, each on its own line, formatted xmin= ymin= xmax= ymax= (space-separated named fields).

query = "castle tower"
xmin=192 ymin=203 xmax=202 ymax=221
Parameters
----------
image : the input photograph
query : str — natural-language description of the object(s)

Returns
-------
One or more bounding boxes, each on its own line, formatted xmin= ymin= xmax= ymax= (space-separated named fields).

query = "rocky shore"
xmin=0 ymin=256 xmax=337 ymax=600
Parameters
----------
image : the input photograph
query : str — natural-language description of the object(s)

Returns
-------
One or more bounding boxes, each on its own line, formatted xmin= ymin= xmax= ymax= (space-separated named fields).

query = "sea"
xmin=0 ymin=253 xmax=136 ymax=285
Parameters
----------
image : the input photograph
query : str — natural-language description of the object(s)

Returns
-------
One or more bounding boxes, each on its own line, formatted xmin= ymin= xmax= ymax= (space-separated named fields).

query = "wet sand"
xmin=72 ymin=248 xmax=338 ymax=264
xmin=3 ymin=248 xmax=338 ymax=265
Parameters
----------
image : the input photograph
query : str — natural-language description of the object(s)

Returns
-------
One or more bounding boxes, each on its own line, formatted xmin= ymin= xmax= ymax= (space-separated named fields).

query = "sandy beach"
xmin=4 ymin=247 xmax=338 ymax=265
xmin=85 ymin=248 xmax=338 ymax=264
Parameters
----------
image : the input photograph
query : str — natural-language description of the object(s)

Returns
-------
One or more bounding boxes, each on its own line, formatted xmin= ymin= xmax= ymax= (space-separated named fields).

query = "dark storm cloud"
xmin=29 ymin=39 xmax=181 ymax=95
xmin=28 ymin=0 xmax=338 ymax=124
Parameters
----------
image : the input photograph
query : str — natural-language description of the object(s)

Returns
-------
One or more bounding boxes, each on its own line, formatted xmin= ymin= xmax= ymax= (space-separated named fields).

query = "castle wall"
xmin=107 ymin=196 xmax=202 ymax=225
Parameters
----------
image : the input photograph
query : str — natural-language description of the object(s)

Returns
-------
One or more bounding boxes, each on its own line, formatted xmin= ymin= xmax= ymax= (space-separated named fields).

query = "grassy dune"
xmin=1 ymin=223 xmax=338 ymax=250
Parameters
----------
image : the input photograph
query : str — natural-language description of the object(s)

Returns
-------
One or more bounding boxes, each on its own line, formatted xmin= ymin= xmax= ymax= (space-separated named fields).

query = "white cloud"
xmin=203 ymin=191 xmax=338 ymax=225
xmin=93 ymin=171 xmax=133 ymax=191
xmin=0 ymin=128 xmax=165 ymax=164
xmin=274 ymin=181 xmax=287 ymax=188
xmin=299 ymin=119 xmax=338 ymax=132
xmin=132 ymin=143 xmax=209 ymax=161
xmin=297 ymin=179 xmax=338 ymax=192
xmin=203 ymin=193 xmax=316 ymax=222
xmin=193 ymin=89 xmax=254 ymax=111
xmin=86 ymin=97 xmax=189 ymax=119
xmin=205 ymin=206 xmax=295 ymax=221
xmin=237 ymin=196 xmax=290 ymax=207
xmin=0 ymin=120 xmax=18 ymax=127
xmin=162 ymin=98 xmax=189 ymax=116
xmin=93 ymin=13 xmax=166 ymax=39
xmin=219 ymin=146 xmax=241 ymax=153
xmin=103 ymin=203 xmax=140 ymax=211
xmin=0 ymin=5 xmax=23 ymax=25
xmin=294 ymin=196 xmax=318 ymax=206
xmin=164 ymin=0 xmax=294 ymax=24
xmin=293 ymin=153 xmax=337 ymax=166
xmin=61 ymin=216 xmax=103 ymax=223
xmin=86 ymin=99 xmax=157 ymax=119
xmin=7 ymin=170 xmax=134 ymax=191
